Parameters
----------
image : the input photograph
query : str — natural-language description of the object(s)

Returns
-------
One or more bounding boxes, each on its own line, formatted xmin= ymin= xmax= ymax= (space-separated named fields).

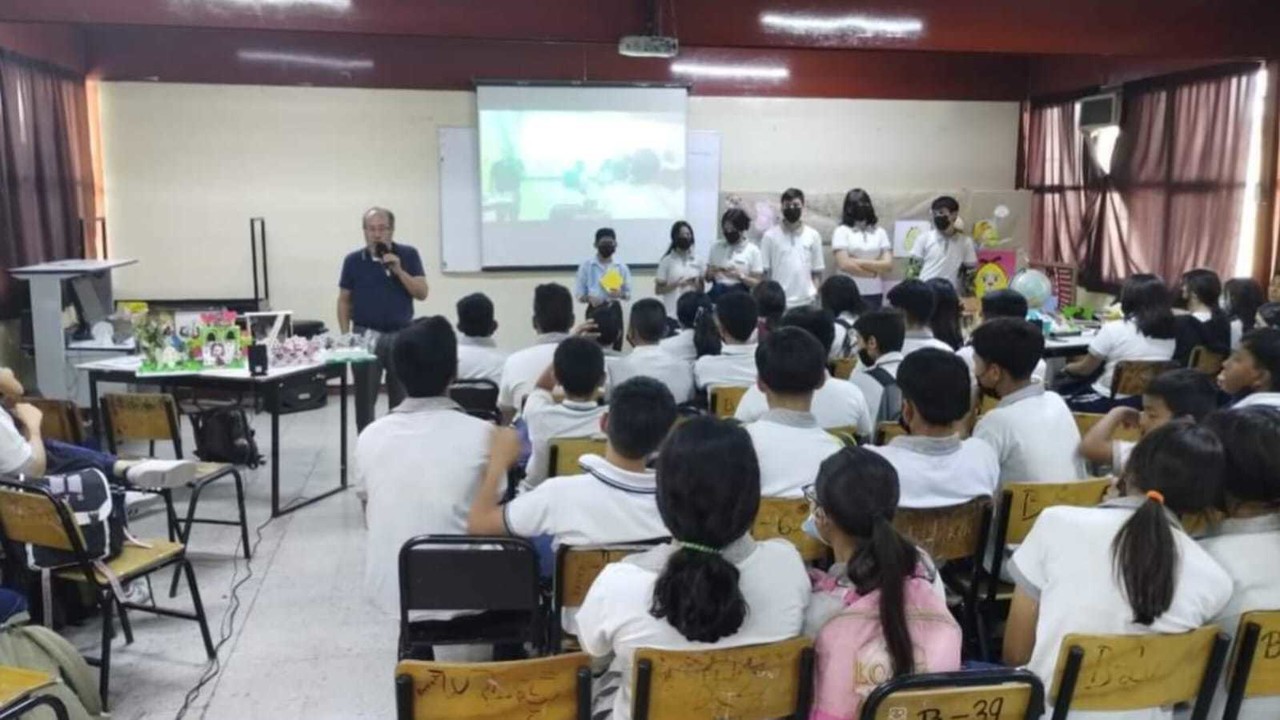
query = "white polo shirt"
xmin=659 ymin=328 xmax=697 ymax=363
xmin=0 ymin=410 xmax=32 ymax=475
xmin=746 ymin=409 xmax=844 ymax=498
xmin=735 ymin=374 xmax=873 ymax=437
xmin=357 ymin=397 xmax=493 ymax=616
xmin=869 ymin=435 xmax=999 ymax=508
xmin=831 ymin=224 xmax=891 ymax=296
xmin=577 ymin=537 xmax=810 ymax=720
xmin=707 ymin=238 xmax=764 ymax=290
xmin=902 ymin=329 xmax=955 ymax=356
xmin=655 ymin=251 xmax=703 ymax=318
xmin=1009 ymin=500 xmax=1232 ymax=720
xmin=1087 ymin=320 xmax=1176 ymax=398
xmin=456 ymin=336 xmax=507 ymax=386
xmin=694 ymin=344 xmax=759 ymax=390
xmin=504 ymin=454 xmax=668 ymax=547
xmin=973 ymin=384 xmax=1086 ymax=486
xmin=910 ymin=228 xmax=977 ymax=290
xmin=849 ymin=351 xmax=905 ymax=425
xmin=521 ymin=389 xmax=608 ymax=488
xmin=761 ymin=223 xmax=825 ymax=308
xmin=1233 ymin=392 xmax=1280 ymax=409
xmin=607 ymin=345 xmax=695 ymax=404
xmin=497 ymin=332 xmax=570 ymax=412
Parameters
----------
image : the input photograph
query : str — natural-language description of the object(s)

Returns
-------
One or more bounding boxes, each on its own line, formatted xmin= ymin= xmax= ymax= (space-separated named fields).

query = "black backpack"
xmin=192 ymin=407 xmax=263 ymax=468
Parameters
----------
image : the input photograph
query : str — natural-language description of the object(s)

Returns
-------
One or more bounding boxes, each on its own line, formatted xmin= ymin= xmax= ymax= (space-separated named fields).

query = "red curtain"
xmin=0 ymin=51 xmax=95 ymax=318
xmin=1022 ymin=99 xmax=1097 ymax=273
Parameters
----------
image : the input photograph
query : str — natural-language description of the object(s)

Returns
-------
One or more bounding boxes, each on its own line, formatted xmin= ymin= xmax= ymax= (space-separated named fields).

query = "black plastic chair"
xmin=398 ymin=535 xmax=544 ymax=660
xmin=448 ymin=380 xmax=501 ymax=424
xmin=860 ymin=668 xmax=1045 ymax=720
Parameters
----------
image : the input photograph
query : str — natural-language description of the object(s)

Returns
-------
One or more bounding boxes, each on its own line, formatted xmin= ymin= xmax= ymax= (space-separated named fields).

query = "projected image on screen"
xmin=479 ymin=111 xmax=686 ymax=224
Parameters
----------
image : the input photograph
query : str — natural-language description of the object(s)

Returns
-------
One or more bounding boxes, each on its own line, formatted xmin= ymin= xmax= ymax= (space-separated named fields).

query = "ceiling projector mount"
xmin=618 ymin=0 xmax=679 ymax=58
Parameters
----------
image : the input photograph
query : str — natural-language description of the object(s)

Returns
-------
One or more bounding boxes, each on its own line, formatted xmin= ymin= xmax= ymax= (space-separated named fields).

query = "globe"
xmin=1010 ymin=269 xmax=1054 ymax=310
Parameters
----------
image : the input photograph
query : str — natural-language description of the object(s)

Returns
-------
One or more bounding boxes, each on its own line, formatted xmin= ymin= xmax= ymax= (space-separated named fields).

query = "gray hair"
xmin=362 ymin=207 xmax=395 ymax=229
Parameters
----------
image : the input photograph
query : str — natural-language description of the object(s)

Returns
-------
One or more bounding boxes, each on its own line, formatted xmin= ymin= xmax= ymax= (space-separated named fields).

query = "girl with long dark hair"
xmin=1225 ymin=277 xmax=1266 ymax=349
xmin=925 ymin=278 xmax=964 ymax=351
xmin=654 ymin=220 xmax=703 ymax=319
xmin=1177 ymin=268 xmax=1231 ymax=358
xmin=705 ymin=208 xmax=763 ymax=298
xmin=832 ymin=189 xmax=892 ymax=308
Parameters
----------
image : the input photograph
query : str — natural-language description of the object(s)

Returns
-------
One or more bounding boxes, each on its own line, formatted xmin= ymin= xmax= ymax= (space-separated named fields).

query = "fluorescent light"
xmin=670 ymin=62 xmax=789 ymax=81
xmin=203 ymin=0 xmax=353 ymax=9
xmin=760 ymin=12 xmax=923 ymax=37
xmin=236 ymin=50 xmax=374 ymax=71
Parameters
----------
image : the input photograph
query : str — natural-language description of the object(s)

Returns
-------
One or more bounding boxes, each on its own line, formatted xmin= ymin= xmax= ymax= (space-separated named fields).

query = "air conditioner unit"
xmin=1079 ymin=91 xmax=1121 ymax=131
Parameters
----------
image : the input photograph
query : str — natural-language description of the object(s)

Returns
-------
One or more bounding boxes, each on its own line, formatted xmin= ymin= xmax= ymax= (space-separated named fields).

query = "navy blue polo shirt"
xmin=338 ymin=242 xmax=425 ymax=332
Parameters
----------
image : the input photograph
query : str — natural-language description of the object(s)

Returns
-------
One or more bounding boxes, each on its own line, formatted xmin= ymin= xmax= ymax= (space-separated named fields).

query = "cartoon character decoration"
xmin=974 ymin=261 xmax=1009 ymax=299
xmin=137 ymin=309 xmax=248 ymax=374
xmin=198 ymin=321 xmax=246 ymax=368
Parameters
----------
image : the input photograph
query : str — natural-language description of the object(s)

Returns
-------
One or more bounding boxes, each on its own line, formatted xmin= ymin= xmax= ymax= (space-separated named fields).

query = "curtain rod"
xmin=0 ymin=47 xmax=84 ymax=82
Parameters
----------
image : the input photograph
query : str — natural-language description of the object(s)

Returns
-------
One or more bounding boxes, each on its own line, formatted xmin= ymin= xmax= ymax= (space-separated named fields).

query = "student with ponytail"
xmin=576 ymin=417 xmax=809 ymax=720
xmin=804 ymin=447 xmax=961 ymax=720
xmin=1004 ymin=421 xmax=1232 ymax=719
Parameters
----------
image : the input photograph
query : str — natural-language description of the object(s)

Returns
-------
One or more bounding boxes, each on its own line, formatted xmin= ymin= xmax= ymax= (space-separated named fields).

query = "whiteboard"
xmin=439 ymin=127 xmax=721 ymax=273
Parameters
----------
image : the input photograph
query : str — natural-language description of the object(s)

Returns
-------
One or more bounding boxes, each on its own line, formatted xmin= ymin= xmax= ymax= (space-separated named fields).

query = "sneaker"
xmin=123 ymin=460 xmax=199 ymax=490
xmin=120 ymin=581 xmax=151 ymax=606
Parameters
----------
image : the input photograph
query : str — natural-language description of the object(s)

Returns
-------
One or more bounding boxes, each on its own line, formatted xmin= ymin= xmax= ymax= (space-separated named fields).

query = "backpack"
xmin=867 ymin=367 xmax=902 ymax=426
xmin=0 ymin=611 xmax=103 ymax=719
xmin=834 ymin=317 xmax=855 ymax=358
xmin=192 ymin=407 xmax=262 ymax=468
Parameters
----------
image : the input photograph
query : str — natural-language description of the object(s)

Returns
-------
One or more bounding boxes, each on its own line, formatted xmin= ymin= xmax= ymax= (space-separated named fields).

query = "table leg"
xmin=270 ymin=381 xmax=281 ymax=517
xmin=88 ymin=371 xmax=101 ymax=442
xmin=340 ymin=367 xmax=348 ymax=488
xmin=271 ymin=366 xmax=349 ymax=517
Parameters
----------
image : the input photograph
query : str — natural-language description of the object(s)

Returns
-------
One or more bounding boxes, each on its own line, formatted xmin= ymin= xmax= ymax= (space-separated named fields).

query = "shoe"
xmin=124 ymin=460 xmax=199 ymax=489
xmin=120 ymin=581 xmax=151 ymax=606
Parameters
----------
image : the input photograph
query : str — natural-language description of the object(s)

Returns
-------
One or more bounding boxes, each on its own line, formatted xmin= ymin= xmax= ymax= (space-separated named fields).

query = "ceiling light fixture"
xmin=670 ymin=61 xmax=789 ymax=80
xmin=204 ymin=0 xmax=353 ymax=10
xmin=760 ymin=12 xmax=923 ymax=37
xmin=237 ymin=49 xmax=374 ymax=71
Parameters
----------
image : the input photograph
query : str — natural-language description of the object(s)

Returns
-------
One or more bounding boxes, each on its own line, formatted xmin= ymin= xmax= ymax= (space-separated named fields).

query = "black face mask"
xmin=598 ymin=242 xmax=616 ymax=259
xmin=858 ymin=348 xmax=876 ymax=368
xmin=850 ymin=207 xmax=873 ymax=224
xmin=675 ymin=237 xmax=693 ymax=251
xmin=933 ymin=215 xmax=952 ymax=232
xmin=724 ymin=230 xmax=742 ymax=244
xmin=783 ymin=207 xmax=803 ymax=224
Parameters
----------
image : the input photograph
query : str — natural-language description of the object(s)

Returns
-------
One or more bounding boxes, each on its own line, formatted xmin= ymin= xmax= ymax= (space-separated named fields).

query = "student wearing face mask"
xmin=832 ymin=188 xmax=893 ymax=309
xmin=655 ymin=221 xmax=704 ymax=319
xmin=909 ymin=195 xmax=977 ymax=294
xmin=575 ymin=227 xmax=632 ymax=308
xmin=706 ymin=208 xmax=763 ymax=299
xmin=761 ymin=188 xmax=826 ymax=309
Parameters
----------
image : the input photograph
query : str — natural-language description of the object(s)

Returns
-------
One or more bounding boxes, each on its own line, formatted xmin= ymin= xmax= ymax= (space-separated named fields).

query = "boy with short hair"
xmin=455 ymin=293 xmax=507 ymax=385
xmin=498 ymin=283 xmax=574 ymax=418
xmin=760 ymin=187 xmax=825 ymax=308
xmin=848 ymin=309 xmax=908 ymax=426
xmin=910 ymin=195 xmax=977 ymax=292
xmin=609 ymin=299 xmax=694 ymax=404
xmin=956 ymin=289 xmax=1047 ymax=383
xmin=887 ymin=279 xmax=952 ymax=355
xmin=1079 ymin=368 xmax=1219 ymax=472
xmin=693 ymin=291 xmax=760 ymax=390
xmin=971 ymin=319 xmax=1086 ymax=485
xmin=522 ymin=337 xmax=609 ymax=488
xmin=869 ymin=349 xmax=999 ymax=507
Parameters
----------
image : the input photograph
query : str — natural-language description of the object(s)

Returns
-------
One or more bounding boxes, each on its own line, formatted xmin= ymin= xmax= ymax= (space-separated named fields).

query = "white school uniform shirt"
xmin=746 ymin=409 xmax=844 ymax=498
xmin=1087 ymin=320 xmax=1176 ymax=398
xmin=693 ymin=343 xmax=759 ymax=390
xmin=734 ymin=375 xmax=873 ymax=437
xmin=0 ymin=409 xmax=33 ymax=475
xmin=831 ymin=224 xmax=891 ymax=297
xmin=577 ymin=536 xmax=810 ymax=720
xmin=910 ymin=228 xmax=977 ymax=290
xmin=1233 ymin=392 xmax=1280 ymax=410
xmin=357 ymin=397 xmax=492 ymax=616
xmin=1009 ymin=500 xmax=1232 ymax=720
xmin=655 ymin=251 xmax=703 ymax=318
xmin=1199 ymin=513 xmax=1280 ymax=720
xmin=761 ymin=223 xmax=825 ymax=308
xmin=972 ymin=384 xmax=1086 ymax=486
xmin=455 ymin=336 xmax=507 ymax=385
xmin=869 ymin=435 xmax=1000 ymax=508
xmin=497 ymin=332 xmax=570 ymax=413
xmin=659 ymin=328 xmax=697 ymax=363
xmin=956 ymin=345 xmax=1047 ymax=384
xmin=901 ymin=329 xmax=955 ymax=356
xmin=850 ymin=351 xmax=905 ymax=425
xmin=521 ymin=389 xmax=608 ymax=488
xmin=607 ymin=344 xmax=695 ymax=404
xmin=707 ymin=238 xmax=764 ymax=289
xmin=830 ymin=312 xmax=859 ymax=361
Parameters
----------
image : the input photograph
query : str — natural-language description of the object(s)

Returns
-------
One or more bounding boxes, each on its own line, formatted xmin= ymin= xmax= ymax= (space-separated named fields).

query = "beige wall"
xmin=100 ymin=83 xmax=1019 ymax=350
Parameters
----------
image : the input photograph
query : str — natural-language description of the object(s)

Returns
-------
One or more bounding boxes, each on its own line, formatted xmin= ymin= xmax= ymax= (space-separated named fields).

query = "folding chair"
xmin=632 ymin=637 xmax=815 ymax=720
xmin=1049 ymin=626 xmax=1230 ymax=720
xmin=860 ymin=667 xmax=1045 ymax=720
xmin=549 ymin=542 xmax=664 ymax=651
xmin=824 ymin=426 xmax=860 ymax=446
xmin=1188 ymin=346 xmax=1226 ymax=375
xmin=547 ymin=437 xmax=608 ymax=478
xmin=831 ymin=357 xmax=858 ymax=380
xmin=0 ymin=478 xmax=215 ymax=708
xmin=708 ymin=386 xmax=748 ymax=419
xmin=0 ymin=666 xmax=71 ymax=720
xmin=398 ymin=535 xmax=544 ymax=660
xmin=875 ymin=421 xmax=907 ymax=446
xmin=1223 ymin=609 xmax=1280 ymax=719
xmin=752 ymin=497 xmax=829 ymax=563
xmin=1072 ymin=412 xmax=1141 ymax=443
xmin=448 ymin=379 xmax=501 ymax=424
xmin=1110 ymin=360 xmax=1179 ymax=399
xmin=395 ymin=653 xmax=592 ymax=720
xmin=21 ymin=397 xmax=85 ymax=445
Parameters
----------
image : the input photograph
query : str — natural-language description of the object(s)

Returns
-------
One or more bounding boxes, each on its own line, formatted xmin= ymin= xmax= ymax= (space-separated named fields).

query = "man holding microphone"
xmin=338 ymin=207 xmax=429 ymax=432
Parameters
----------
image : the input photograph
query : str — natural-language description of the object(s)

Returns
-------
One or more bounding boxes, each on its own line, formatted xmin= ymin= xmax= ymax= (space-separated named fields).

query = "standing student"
xmin=521 ymin=337 xmax=609 ymax=488
xmin=849 ymin=309 xmax=908 ymax=426
xmin=694 ymin=291 xmax=760 ymax=390
xmin=498 ymin=283 xmax=575 ymax=417
xmin=971 ymin=319 xmax=1086 ymax=485
xmin=869 ymin=349 xmax=998 ymax=508
xmin=821 ymin=275 xmax=865 ymax=362
xmin=454 ymin=293 xmax=507 ymax=385
xmin=659 ymin=291 xmax=709 ymax=363
xmin=575 ymin=227 xmax=632 ymax=308
xmin=654 ymin=221 xmax=703 ymax=318
xmin=1226 ymin=277 xmax=1266 ymax=350
xmin=956 ymin=289 xmax=1047 ymax=383
xmin=805 ymin=448 xmax=962 ymax=720
xmin=887 ymin=279 xmax=952 ymax=355
xmin=761 ymin=188 xmax=825 ymax=308
xmin=705 ymin=208 xmax=763 ymax=297
xmin=741 ymin=327 xmax=844 ymax=498
xmin=909 ymin=196 xmax=976 ymax=293
xmin=831 ymin=189 xmax=892 ymax=309
xmin=753 ymin=280 xmax=787 ymax=337
xmin=925 ymin=278 xmax=964 ymax=351
xmin=1079 ymin=368 xmax=1219 ymax=473
xmin=1219 ymin=327 xmax=1280 ymax=409
xmin=1004 ymin=422 xmax=1232 ymax=720
xmin=609 ymin=299 xmax=695 ymax=404
xmin=576 ymin=417 xmax=809 ymax=720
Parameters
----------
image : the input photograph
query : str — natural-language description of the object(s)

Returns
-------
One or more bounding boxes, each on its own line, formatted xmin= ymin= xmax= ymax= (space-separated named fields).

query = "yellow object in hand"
xmin=600 ymin=267 xmax=624 ymax=293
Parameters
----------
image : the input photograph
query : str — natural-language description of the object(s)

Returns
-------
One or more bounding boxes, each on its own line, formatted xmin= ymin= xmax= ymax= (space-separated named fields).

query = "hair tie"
xmin=1146 ymin=490 xmax=1165 ymax=505
xmin=679 ymin=541 xmax=721 ymax=555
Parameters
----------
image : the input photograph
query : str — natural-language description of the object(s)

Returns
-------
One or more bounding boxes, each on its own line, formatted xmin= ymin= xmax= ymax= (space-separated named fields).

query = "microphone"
xmin=374 ymin=242 xmax=392 ymax=278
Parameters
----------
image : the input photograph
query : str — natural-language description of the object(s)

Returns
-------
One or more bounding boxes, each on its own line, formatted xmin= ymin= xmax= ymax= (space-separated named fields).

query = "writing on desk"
xmin=414 ymin=666 xmax=575 ymax=720
xmin=889 ymin=696 xmax=1005 ymax=720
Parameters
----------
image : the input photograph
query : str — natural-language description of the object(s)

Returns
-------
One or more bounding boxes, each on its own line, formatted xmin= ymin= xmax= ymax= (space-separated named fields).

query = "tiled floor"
xmin=59 ymin=396 xmax=395 ymax=719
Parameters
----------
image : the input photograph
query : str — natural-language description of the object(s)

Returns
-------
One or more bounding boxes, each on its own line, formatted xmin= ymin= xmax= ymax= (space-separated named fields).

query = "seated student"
xmin=740 ymin=327 xmax=843 ymax=498
xmin=971 ymin=319 xmax=1086 ymax=485
xmin=753 ymin=280 xmax=787 ymax=338
xmin=1080 ymin=368 xmax=1219 ymax=473
xmin=358 ymin=318 xmax=496 ymax=617
xmin=659 ymin=291 xmax=709 ymax=363
xmin=608 ymin=299 xmax=694 ymax=404
xmin=468 ymin=376 xmax=677 ymax=548
xmin=925 ymin=278 xmax=964 ymax=351
xmin=1060 ymin=274 xmax=1177 ymax=412
xmin=956 ymin=289 xmax=1047 ymax=383
xmin=1226 ymin=277 xmax=1266 ymax=349
xmin=576 ymin=417 xmax=809 ymax=720
xmin=848 ymin=309 xmax=907 ymax=426
xmin=499 ymin=283 xmax=575 ymax=418
xmin=1201 ymin=407 xmax=1280 ymax=720
xmin=589 ymin=300 xmax=626 ymax=357
xmin=1220 ymin=327 xmax=1280 ymax=409
xmin=1258 ymin=301 xmax=1280 ymax=329
xmin=804 ymin=448 xmax=962 ymax=720
xmin=869 ymin=349 xmax=998 ymax=508
xmin=734 ymin=308 xmax=873 ymax=437
xmin=1004 ymin=422 xmax=1232 ymax=719
xmin=1176 ymin=269 xmax=1231 ymax=359
xmin=693 ymin=291 xmax=760 ymax=390
xmin=820 ymin=275 xmax=865 ymax=362
xmin=522 ymin=337 xmax=609 ymax=488
xmin=454 ymin=293 xmax=507 ymax=385
xmin=887 ymin=279 xmax=952 ymax=355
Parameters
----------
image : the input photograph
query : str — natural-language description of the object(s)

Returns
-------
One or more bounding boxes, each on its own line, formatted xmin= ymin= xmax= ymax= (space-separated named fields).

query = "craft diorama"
xmin=136 ymin=310 xmax=250 ymax=374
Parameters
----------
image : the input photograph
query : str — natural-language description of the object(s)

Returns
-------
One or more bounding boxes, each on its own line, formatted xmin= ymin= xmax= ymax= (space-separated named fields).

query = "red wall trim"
xmin=0 ymin=22 xmax=84 ymax=73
